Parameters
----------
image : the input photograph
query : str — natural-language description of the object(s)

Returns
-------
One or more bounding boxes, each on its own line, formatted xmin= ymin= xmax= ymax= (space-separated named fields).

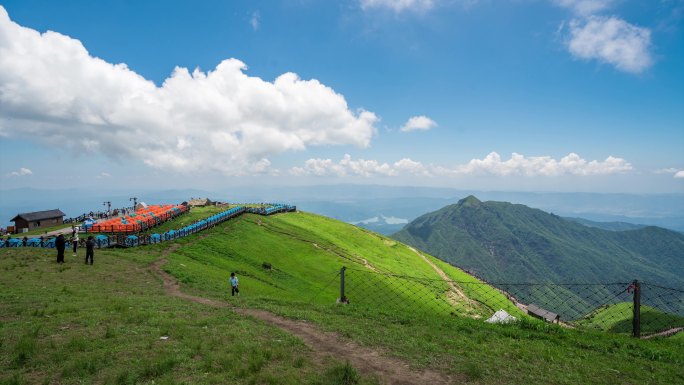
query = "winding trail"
xmin=407 ymin=246 xmax=478 ymax=311
xmin=149 ymin=258 xmax=456 ymax=385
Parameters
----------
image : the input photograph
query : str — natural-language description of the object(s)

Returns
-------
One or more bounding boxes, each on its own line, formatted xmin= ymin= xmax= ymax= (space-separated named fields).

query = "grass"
xmin=1 ymin=209 xmax=683 ymax=385
xmin=0 ymin=247 xmax=377 ymax=385
xmin=579 ymin=302 xmax=684 ymax=334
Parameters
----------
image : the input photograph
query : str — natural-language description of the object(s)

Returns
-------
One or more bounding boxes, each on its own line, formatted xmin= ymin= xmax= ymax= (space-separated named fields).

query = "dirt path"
xmin=643 ymin=327 xmax=683 ymax=339
xmin=149 ymin=258 xmax=455 ymax=385
xmin=407 ymin=246 xmax=478 ymax=309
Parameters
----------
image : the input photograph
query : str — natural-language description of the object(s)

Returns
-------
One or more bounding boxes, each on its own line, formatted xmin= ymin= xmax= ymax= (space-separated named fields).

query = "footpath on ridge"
xmin=149 ymin=252 xmax=456 ymax=385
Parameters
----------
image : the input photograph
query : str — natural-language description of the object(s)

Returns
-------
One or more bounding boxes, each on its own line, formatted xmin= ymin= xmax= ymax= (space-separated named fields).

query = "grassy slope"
xmin=2 ymin=210 xmax=683 ymax=385
xmin=157 ymin=211 xmax=682 ymax=384
xmin=0 ymin=247 xmax=378 ymax=385
xmin=579 ymin=303 xmax=684 ymax=334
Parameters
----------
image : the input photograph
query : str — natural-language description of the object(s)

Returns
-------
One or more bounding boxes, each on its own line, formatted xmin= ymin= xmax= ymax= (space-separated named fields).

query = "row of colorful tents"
xmin=1 ymin=203 xmax=296 ymax=249
xmin=85 ymin=204 xmax=187 ymax=233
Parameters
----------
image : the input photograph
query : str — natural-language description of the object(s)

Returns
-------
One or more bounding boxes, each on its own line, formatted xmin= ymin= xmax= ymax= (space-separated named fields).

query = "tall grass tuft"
xmin=324 ymin=361 xmax=360 ymax=385
xmin=141 ymin=356 xmax=178 ymax=379
xmin=12 ymin=327 xmax=40 ymax=366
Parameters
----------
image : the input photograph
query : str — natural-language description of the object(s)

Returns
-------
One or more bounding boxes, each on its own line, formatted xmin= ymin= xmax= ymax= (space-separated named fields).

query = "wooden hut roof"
xmin=11 ymin=209 xmax=66 ymax=222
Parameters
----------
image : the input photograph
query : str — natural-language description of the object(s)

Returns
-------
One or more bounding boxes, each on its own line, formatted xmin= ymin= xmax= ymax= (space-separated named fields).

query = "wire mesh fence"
xmin=337 ymin=267 xmax=684 ymax=338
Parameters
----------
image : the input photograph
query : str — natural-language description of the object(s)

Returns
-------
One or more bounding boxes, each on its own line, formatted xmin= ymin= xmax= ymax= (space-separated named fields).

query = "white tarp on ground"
xmin=485 ymin=309 xmax=517 ymax=324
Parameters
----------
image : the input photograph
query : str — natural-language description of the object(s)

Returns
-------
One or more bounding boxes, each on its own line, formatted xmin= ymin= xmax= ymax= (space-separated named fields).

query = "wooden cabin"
xmin=10 ymin=209 xmax=66 ymax=233
xmin=526 ymin=303 xmax=560 ymax=324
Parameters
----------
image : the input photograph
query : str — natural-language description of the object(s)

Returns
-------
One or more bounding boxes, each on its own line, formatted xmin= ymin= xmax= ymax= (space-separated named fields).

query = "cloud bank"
xmin=400 ymin=115 xmax=437 ymax=132
xmin=0 ymin=6 xmax=377 ymax=175
xmin=290 ymin=152 xmax=632 ymax=177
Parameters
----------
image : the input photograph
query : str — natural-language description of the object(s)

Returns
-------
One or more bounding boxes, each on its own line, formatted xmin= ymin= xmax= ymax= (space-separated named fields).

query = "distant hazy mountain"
xmin=392 ymin=196 xmax=684 ymax=288
xmin=564 ymin=217 xmax=647 ymax=231
xmin=2 ymin=185 xmax=683 ymax=233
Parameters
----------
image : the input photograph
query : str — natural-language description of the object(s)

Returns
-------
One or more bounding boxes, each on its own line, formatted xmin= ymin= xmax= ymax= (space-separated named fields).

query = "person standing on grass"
xmin=85 ymin=236 xmax=94 ymax=265
xmin=72 ymin=228 xmax=79 ymax=256
xmin=230 ymin=272 xmax=240 ymax=297
xmin=56 ymin=234 xmax=66 ymax=263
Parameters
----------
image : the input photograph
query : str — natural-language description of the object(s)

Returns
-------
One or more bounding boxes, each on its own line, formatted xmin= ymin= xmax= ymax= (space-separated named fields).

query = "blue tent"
xmin=95 ymin=235 xmax=110 ymax=247
xmin=125 ymin=235 xmax=138 ymax=247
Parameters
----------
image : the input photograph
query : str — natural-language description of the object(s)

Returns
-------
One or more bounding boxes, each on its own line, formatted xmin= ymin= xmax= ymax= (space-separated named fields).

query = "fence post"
xmin=632 ymin=280 xmax=641 ymax=338
xmin=339 ymin=266 xmax=347 ymax=304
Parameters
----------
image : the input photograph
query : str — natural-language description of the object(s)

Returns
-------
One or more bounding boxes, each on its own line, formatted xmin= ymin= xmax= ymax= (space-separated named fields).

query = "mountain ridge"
xmin=392 ymin=196 xmax=684 ymax=287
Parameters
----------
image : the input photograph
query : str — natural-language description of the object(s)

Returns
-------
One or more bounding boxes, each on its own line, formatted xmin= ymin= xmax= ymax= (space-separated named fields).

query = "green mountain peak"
xmin=458 ymin=195 xmax=482 ymax=207
xmin=393 ymin=199 xmax=684 ymax=288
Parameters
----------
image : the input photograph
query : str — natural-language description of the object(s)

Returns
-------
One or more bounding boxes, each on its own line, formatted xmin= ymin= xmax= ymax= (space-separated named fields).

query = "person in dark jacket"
xmin=56 ymin=234 xmax=66 ymax=263
xmin=85 ymin=236 xmax=94 ymax=265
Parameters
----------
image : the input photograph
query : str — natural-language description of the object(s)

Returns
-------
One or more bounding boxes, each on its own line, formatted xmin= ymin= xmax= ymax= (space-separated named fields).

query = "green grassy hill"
xmin=392 ymin=196 xmax=684 ymax=288
xmin=579 ymin=303 xmax=684 ymax=334
xmin=1 ymin=209 xmax=683 ymax=384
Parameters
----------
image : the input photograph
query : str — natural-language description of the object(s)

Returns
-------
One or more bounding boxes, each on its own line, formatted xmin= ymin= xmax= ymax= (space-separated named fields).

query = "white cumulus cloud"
xmin=0 ymin=6 xmax=378 ymax=176
xmin=675 ymin=171 xmax=684 ymax=179
xmin=96 ymin=172 xmax=111 ymax=179
xmin=360 ymin=0 xmax=436 ymax=12
xmin=290 ymin=152 xmax=631 ymax=178
xmin=566 ymin=16 xmax=653 ymax=73
xmin=8 ymin=167 xmax=33 ymax=177
xmin=400 ymin=115 xmax=437 ymax=132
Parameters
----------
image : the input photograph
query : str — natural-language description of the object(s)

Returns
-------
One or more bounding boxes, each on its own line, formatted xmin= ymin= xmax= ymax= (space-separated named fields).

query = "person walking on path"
xmin=230 ymin=272 xmax=240 ymax=297
xmin=72 ymin=229 xmax=79 ymax=256
xmin=56 ymin=234 xmax=66 ymax=263
xmin=85 ymin=236 xmax=94 ymax=265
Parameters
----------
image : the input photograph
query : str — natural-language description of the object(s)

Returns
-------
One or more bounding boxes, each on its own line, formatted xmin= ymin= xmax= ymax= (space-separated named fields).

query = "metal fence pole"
xmin=339 ymin=266 xmax=347 ymax=303
xmin=632 ymin=280 xmax=641 ymax=338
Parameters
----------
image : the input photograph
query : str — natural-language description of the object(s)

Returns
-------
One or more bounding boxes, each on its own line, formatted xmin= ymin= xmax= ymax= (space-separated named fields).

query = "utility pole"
xmin=130 ymin=197 xmax=138 ymax=209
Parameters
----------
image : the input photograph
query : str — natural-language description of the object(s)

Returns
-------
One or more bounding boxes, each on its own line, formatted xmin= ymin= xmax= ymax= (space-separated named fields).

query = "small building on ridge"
xmin=10 ymin=209 xmax=66 ymax=233
xmin=187 ymin=198 xmax=213 ymax=207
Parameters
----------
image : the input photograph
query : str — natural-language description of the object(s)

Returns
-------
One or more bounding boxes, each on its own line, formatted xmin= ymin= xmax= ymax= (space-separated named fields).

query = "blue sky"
xmin=0 ymin=0 xmax=683 ymax=193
